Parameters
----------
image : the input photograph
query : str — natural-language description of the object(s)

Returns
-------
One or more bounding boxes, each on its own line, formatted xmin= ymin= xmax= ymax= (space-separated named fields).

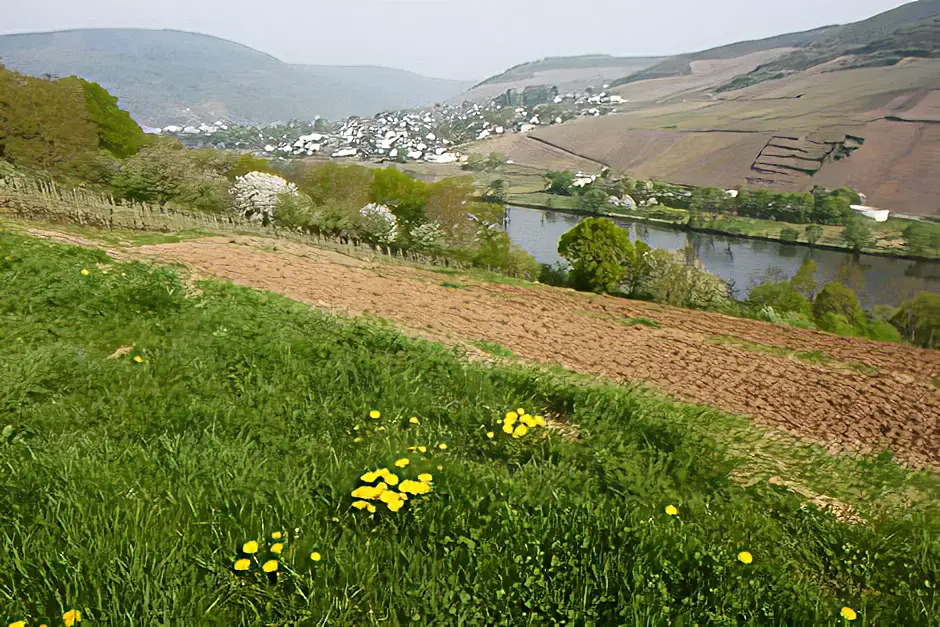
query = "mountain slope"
xmin=458 ymin=55 xmax=665 ymax=103
xmin=0 ymin=29 xmax=473 ymax=126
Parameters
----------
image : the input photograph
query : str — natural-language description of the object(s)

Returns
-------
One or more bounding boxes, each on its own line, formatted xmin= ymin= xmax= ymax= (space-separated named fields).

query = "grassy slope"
xmin=0 ymin=231 xmax=938 ymax=624
xmin=0 ymin=29 xmax=471 ymax=126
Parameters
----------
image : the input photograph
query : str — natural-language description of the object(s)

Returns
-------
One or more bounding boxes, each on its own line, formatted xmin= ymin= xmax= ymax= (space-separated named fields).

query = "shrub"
xmin=840 ymin=217 xmax=874 ymax=252
xmin=474 ymin=230 xmax=540 ymax=279
xmin=358 ymin=203 xmax=399 ymax=245
xmin=538 ymin=263 xmax=570 ymax=287
xmin=644 ymin=249 xmax=729 ymax=310
xmin=746 ymin=282 xmax=811 ymax=316
xmin=891 ymin=291 xmax=940 ymax=348
xmin=780 ymin=227 xmax=800 ymax=242
xmin=812 ymin=282 xmax=864 ymax=327
xmin=557 ymin=218 xmax=633 ymax=293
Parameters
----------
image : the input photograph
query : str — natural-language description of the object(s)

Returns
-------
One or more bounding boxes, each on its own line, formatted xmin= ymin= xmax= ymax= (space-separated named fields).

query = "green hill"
xmin=0 ymin=29 xmax=473 ymax=127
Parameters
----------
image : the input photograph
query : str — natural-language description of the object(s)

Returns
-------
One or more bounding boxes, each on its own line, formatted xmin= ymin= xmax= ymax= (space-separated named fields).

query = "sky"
xmin=0 ymin=0 xmax=917 ymax=80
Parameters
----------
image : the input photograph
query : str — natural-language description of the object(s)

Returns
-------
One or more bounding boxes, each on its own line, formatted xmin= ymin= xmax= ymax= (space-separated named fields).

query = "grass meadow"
xmin=0 ymin=231 xmax=937 ymax=625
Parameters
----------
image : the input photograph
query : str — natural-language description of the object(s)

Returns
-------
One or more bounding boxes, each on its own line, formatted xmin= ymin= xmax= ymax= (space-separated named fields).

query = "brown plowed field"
xmin=105 ymin=235 xmax=940 ymax=468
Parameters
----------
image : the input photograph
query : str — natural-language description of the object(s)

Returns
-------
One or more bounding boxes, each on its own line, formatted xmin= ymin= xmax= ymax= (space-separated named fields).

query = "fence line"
xmin=0 ymin=176 xmax=470 ymax=271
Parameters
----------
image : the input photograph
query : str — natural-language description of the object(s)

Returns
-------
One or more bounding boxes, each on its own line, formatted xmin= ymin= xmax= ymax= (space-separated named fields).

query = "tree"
xmin=579 ymin=188 xmax=609 ymax=213
xmin=70 ymin=78 xmax=146 ymax=158
xmin=558 ymin=218 xmax=634 ymax=293
xmin=644 ymin=249 xmax=730 ymax=310
xmin=890 ymin=291 xmax=940 ymax=348
xmin=486 ymin=152 xmax=507 ymax=171
xmin=463 ymin=153 xmax=487 ymax=172
xmin=746 ymin=283 xmax=810 ymax=316
xmin=805 ymin=224 xmax=824 ymax=247
xmin=812 ymin=282 xmax=864 ymax=328
xmin=790 ymin=259 xmax=818 ymax=298
xmin=474 ymin=229 xmax=541 ymax=279
xmin=780 ymin=227 xmax=800 ymax=242
xmin=902 ymin=222 xmax=940 ymax=257
xmin=482 ymin=179 xmax=508 ymax=205
xmin=545 ymin=171 xmax=575 ymax=196
xmin=840 ymin=217 xmax=873 ymax=253
xmin=228 ymin=154 xmax=277 ymax=180
xmin=297 ymin=162 xmax=374 ymax=209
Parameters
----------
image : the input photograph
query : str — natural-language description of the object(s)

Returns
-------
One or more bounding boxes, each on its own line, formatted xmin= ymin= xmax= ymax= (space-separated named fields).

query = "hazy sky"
xmin=0 ymin=0 xmax=915 ymax=80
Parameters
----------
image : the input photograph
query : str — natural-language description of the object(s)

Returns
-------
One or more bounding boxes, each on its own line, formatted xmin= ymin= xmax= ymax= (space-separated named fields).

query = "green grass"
xmin=622 ymin=316 xmax=661 ymax=328
xmin=472 ymin=341 xmax=515 ymax=358
xmin=708 ymin=335 xmax=879 ymax=375
xmin=1 ymin=231 xmax=938 ymax=624
xmin=440 ymin=281 xmax=465 ymax=289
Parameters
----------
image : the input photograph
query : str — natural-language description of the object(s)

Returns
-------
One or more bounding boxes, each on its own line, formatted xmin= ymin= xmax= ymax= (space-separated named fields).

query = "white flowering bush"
xmin=358 ymin=203 xmax=399 ymax=244
xmin=231 ymin=172 xmax=297 ymax=223
xmin=408 ymin=221 xmax=444 ymax=251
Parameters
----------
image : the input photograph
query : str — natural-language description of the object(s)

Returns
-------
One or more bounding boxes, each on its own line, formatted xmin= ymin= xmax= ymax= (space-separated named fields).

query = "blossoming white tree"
xmin=358 ymin=203 xmax=399 ymax=244
xmin=231 ymin=172 xmax=297 ymax=223
xmin=408 ymin=221 xmax=444 ymax=251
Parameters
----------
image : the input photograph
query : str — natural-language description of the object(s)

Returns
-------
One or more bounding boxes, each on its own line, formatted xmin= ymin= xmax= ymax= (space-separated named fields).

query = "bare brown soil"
xmin=100 ymin=234 xmax=940 ymax=468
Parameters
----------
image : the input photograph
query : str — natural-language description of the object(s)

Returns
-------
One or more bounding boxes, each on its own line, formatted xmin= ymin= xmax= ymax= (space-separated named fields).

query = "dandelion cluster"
xmin=351 ymin=464 xmax=434 ymax=514
xmin=496 ymin=408 xmax=546 ymax=439
xmin=6 ymin=610 xmax=81 ymax=627
xmin=231 ymin=529 xmax=321 ymax=580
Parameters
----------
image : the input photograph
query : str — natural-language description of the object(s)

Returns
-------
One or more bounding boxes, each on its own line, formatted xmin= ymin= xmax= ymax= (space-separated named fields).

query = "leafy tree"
xmin=840 ymin=217 xmax=874 ymax=253
xmin=70 ymin=78 xmax=146 ymax=158
xmin=790 ymin=259 xmax=818 ymax=298
xmin=812 ymin=282 xmax=864 ymax=327
xmin=805 ymin=224 xmax=824 ymax=246
xmin=371 ymin=167 xmax=429 ymax=227
xmin=545 ymin=170 xmax=575 ymax=196
xmin=810 ymin=191 xmax=853 ymax=225
xmin=297 ymin=162 xmax=374 ymax=209
xmin=780 ymin=227 xmax=800 ymax=242
xmin=890 ymin=291 xmax=940 ymax=348
xmin=228 ymin=154 xmax=277 ymax=180
xmin=473 ymin=229 xmax=540 ymax=279
xmin=425 ymin=176 xmax=480 ymax=247
xmin=644 ymin=249 xmax=729 ymax=309
xmin=558 ymin=218 xmax=634 ymax=293
xmin=746 ymin=283 xmax=811 ymax=316
xmin=902 ymin=222 xmax=940 ymax=257
xmin=482 ymin=179 xmax=508 ymax=205
xmin=689 ymin=187 xmax=726 ymax=214
xmin=579 ymin=188 xmax=609 ymax=213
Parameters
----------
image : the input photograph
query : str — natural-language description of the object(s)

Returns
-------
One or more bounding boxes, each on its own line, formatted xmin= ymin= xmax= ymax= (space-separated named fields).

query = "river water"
xmin=505 ymin=206 xmax=940 ymax=307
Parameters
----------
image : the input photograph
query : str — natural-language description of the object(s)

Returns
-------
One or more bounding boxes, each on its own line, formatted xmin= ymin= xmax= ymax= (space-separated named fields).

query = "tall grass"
xmin=0 ymin=232 xmax=937 ymax=624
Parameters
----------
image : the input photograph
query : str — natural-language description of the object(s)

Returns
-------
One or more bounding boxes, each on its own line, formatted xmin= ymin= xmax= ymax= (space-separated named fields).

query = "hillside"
xmin=0 ymin=29 xmax=473 ymax=127
xmin=457 ymin=55 xmax=665 ymax=103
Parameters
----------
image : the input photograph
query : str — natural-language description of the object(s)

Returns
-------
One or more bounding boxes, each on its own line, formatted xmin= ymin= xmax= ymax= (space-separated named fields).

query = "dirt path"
xmin=38 ymin=231 xmax=940 ymax=467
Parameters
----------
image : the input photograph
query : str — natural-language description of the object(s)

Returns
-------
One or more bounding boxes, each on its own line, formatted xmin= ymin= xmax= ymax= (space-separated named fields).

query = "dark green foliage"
xmin=805 ymin=224 xmax=824 ymax=246
xmin=813 ymin=282 xmax=865 ymax=327
xmin=71 ymin=78 xmax=146 ymax=158
xmin=790 ymin=259 xmax=818 ymax=298
xmin=370 ymin=167 xmax=429 ymax=227
xmin=558 ymin=218 xmax=635 ymax=293
xmin=903 ymin=222 xmax=940 ymax=257
xmin=578 ymin=188 xmax=609 ymax=212
xmin=545 ymin=171 xmax=575 ymax=196
xmin=779 ymin=227 xmax=800 ymax=242
xmin=228 ymin=154 xmax=277 ymax=180
xmin=746 ymin=282 xmax=811 ymax=316
xmin=891 ymin=291 xmax=940 ymax=348
xmin=538 ymin=263 xmax=570 ymax=287
xmin=473 ymin=229 xmax=541 ymax=279
xmin=689 ymin=187 xmax=728 ymax=213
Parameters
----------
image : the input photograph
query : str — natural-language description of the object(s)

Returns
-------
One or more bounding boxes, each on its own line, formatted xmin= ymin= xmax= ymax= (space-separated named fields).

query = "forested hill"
xmin=0 ymin=29 xmax=473 ymax=127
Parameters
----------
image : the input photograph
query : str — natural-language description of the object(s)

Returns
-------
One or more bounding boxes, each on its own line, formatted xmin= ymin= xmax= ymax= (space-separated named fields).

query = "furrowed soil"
xmin=34 ymin=230 xmax=940 ymax=467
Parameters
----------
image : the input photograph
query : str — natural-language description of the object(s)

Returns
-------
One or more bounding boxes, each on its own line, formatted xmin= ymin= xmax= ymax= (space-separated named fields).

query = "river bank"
xmin=506 ymin=193 xmax=940 ymax=263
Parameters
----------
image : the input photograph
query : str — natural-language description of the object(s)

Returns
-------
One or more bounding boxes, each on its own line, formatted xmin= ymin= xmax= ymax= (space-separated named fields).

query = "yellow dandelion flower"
xmin=418 ymin=446 xmax=427 ymax=453
xmin=437 ymin=465 xmax=443 ymax=471
xmin=310 ymin=552 xmax=322 ymax=562
xmin=487 ymin=431 xmax=495 ymax=439
xmin=395 ymin=458 xmax=410 ymax=468
xmin=521 ymin=414 xmax=537 ymax=428
xmin=438 ymin=443 xmax=448 ymax=450
xmin=418 ymin=473 xmax=433 ymax=483
xmin=353 ymin=437 xmax=363 ymax=443
xmin=516 ymin=408 xmax=525 ymax=415
xmin=369 ymin=410 xmax=381 ymax=419
xmin=400 ymin=492 xmax=409 ymax=500
xmin=387 ymin=498 xmax=404 ymax=512
xmin=505 ymin=411 xmax=519 ymax=422
xmin=351 ymin=485 xmax=381 ymax=500
xmin=62 ymin=611 xmax=81 ymax=627
xmin=375 ymin=481 xmax=389 ymax=493
xmin=512 ymin=424 xmax=529 ymax=438
xmin=379 ymin=490 xmax=403 ymax=505
xmin=262 ymin=559 xmax=278 ymax=573
xmin=271 ymin=531 xmax=283 ymax=540
xmin=361 ymin=471 xmax=380 ymax=483
xmin=9 ymin=621 xmax=26 ymax=627
xmin=133 ymin=355 xmax=144 ymax=363
xmin=385 ymin=473 xmax=400 ymax=486
xmin=400 ymin=479 xmax=432 ymax=495
xmin=242 ymin=541 xmax=259 ymax=554
xmin=502 ymin=423 xmax=514 ymax=434
xmin=352 ymin=500 xmax=373 ymax=510
xmin=737 ymin=551 xmax=753 ymax=565
xmin=80 ymin=268 xmax=90 ymax=276
xmin=534 ymin=415 xmax=547 ymax=427
xmin=234 ymin=558 xmax=251 ymax=571
xmin=665 ymin=505 xmax=679 ymax=516
xmin=409 ymin=416 xmax=420 ymax=424
xmin=840 ymin=607 xmax=857 ymax=621
xmin=271 ymin=543 xmax=284 ymax=554
xmin=374 ymin=468 xmax=391 ymax=479
xmin=367 ymin=503 xmax=376 ymax=513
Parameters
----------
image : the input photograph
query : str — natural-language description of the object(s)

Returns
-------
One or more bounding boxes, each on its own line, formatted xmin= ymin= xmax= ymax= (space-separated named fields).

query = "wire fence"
xmin=0 ymin=176 xmax=471 ymax=271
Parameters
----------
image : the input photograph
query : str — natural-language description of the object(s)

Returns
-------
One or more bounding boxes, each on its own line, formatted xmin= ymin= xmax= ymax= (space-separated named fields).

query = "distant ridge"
xmin=0 ymin=29 xmax=474 ymax=126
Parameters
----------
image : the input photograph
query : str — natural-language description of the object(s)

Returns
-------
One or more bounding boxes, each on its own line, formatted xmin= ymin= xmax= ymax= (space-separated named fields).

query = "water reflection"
xmin=505 ymin=206 xmax=940 ymax=307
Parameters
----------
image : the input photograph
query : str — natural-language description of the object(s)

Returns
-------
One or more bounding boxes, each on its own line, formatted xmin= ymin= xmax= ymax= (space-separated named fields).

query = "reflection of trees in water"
xmin=635 ymin=223 xmax=649 ymax=243
xmin=904 ymin=261 xmax=940 ymax=280
xmin=779 ymin=244 xmax=799 ymax=258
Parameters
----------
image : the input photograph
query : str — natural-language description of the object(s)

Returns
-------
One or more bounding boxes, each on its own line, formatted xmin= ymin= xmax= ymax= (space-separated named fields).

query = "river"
xmin=505 ymin=206 xmax=940 ymax=308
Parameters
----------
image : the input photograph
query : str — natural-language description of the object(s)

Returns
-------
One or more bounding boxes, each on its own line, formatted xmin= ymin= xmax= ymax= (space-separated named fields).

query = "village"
xmin=156 ymin=84 xmax=627 ymax=164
